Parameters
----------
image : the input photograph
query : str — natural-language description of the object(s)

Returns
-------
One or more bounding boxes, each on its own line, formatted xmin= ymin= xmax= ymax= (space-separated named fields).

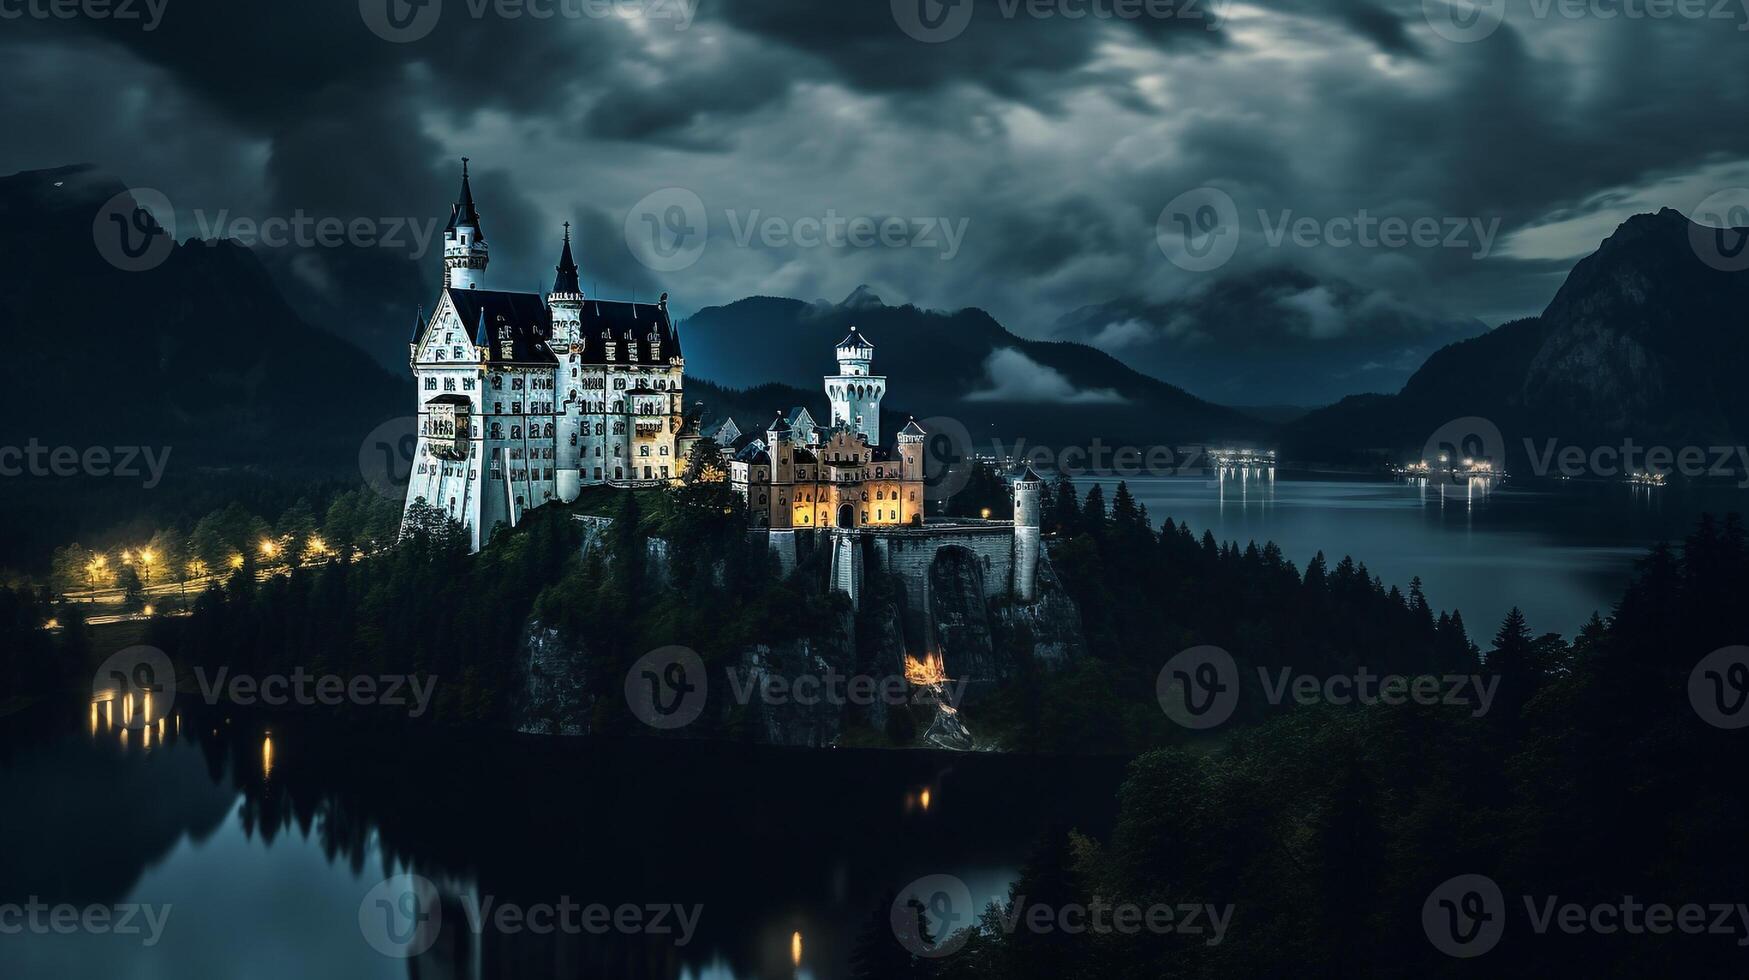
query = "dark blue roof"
xmin=447 ymin=288 xmax=554 ymax=364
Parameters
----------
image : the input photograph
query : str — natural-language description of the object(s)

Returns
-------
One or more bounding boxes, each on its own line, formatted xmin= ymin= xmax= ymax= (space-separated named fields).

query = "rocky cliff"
xmin=512 ymin=545 xmax=1087 ymax=749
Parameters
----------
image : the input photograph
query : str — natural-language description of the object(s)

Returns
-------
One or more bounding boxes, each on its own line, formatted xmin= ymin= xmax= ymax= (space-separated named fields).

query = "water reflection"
xmin=6 ymin=703 xmax=1124 ymax=980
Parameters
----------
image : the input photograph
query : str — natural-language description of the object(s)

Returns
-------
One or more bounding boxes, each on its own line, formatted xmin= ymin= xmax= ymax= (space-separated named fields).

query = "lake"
xmin=1075 ymin=473 xmax=1748 ymax=639
xmin=0 ymin=703 xmax=1129 ymax=980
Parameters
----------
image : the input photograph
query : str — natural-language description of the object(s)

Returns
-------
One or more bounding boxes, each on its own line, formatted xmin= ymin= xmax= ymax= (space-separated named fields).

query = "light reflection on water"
xmin=1079 ymin=474 xmax=1742 ymax=636
xmin=4 ymin=706 xmax=1117 ymax=980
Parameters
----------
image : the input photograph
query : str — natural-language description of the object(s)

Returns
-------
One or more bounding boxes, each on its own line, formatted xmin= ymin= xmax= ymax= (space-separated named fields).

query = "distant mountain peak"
xmin=840 ymin=285 xmax=886 ymax=309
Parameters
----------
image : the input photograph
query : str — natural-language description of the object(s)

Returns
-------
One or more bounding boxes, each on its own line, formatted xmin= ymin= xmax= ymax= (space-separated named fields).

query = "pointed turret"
xmin=410 ymin=306 xmax=425 ymax=344
xmin=473 ymin=308 xmax=490 ymax=349
xmin=552 ymin=222 xmax=581 ymax=296
xmin=446 ymin=158 xmax=485 ymax=240
xmin=443 ymin=157 xmax=490 ymax=289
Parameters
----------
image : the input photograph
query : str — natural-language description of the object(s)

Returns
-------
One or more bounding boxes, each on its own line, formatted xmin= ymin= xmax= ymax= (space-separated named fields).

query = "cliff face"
xmin=511 ymin=546 xmax=1087 ymax=748
xmin=1284 ymin=208 xmax=1749 ymax=461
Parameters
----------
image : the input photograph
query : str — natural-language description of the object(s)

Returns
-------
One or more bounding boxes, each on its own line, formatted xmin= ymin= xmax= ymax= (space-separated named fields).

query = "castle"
xmin=403 ymin=163 xmax=1043 ymax=606
xmin=404 ymin=161 xmax=686 ymax=551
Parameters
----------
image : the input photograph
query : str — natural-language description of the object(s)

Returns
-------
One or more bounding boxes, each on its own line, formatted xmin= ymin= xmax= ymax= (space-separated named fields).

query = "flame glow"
xmin=791 ymin=930 xmax=802 ymax=967
xmin=904 ymin=652 xmax=948 ymax=686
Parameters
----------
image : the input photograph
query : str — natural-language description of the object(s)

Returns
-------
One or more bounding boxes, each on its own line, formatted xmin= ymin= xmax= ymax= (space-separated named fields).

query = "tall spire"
xmin=446 ymin=156 xmax=484 ymax=240
xmin=552 ymin=221 xmax=581 ymax=295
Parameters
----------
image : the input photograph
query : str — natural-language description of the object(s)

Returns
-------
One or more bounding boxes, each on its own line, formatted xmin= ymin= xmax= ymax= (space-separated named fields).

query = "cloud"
xmin=964 ymin=348 xmax=1128 ymax=404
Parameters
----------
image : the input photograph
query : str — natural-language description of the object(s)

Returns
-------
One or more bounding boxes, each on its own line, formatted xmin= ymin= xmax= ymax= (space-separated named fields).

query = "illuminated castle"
xmin=403 ymin=161 xmax=685 ymax=551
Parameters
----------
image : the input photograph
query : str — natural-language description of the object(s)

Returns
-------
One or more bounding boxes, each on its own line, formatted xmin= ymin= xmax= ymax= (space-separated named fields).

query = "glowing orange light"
xmin=262 ymin=734 xmax=274 ymax=778
xmin=920 ymin=788 xmax=932 ymax=811
xmin=904 ymin=652 xmax=948 ymax=686
xmin=791 ymin=931 xmax=802 ymax=967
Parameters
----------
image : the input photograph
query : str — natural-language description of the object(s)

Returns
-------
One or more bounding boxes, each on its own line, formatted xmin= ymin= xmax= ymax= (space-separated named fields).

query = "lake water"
xmin=1076 ymin=473 xmax=1748 ymax=639
xmin=0 ymin=704 xmax=1128 ymax=980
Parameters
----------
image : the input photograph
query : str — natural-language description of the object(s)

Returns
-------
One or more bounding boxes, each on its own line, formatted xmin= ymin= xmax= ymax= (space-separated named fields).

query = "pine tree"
xmin=1051 ymin=473 xmax=1079 ymax=535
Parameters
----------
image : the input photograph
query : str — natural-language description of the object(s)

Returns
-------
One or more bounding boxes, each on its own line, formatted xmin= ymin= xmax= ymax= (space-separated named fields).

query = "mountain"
xmin=678 ymin=290 xmax=1267 ymax=452
xmin=1284 ymin=209 xmax=1749 ymax=466
xmin=0 ymin=165 xmax=408 ymax=471
xmin=1050 ymin=267 xmax=1490 ymax=408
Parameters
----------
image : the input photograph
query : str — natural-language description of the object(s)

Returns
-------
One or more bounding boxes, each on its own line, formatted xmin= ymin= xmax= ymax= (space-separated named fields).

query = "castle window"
xmin=570 ymin=433 xmax=577 ymax=447
xmin=435 ymin=350 xmax=445 ymax=361
xmin=425 ymin=378 xmax=437 ymax=390
xmin=492 ymin=376 xmax=503 ymax=390
xmin=444 ymin=378 xmax=457 ymax=391
xmin=513 ymin=377 xmax=524 ymax=390
xmin=639 ymin=445 xmax=650 ymax=457
xmin=494 ymin=402 xmax=503 ymax=414
xmin=544 ymin=423 xmax=555 ymax=438
xmin=464 ymin=378 xmax=476 ymax=391
xmin=490 ymin=423 xmax=503 ymax=438
xmin=511 ymin=426 xmax=522 ymax=439
xmin=660 ymin=446 xmax=668 ymax=455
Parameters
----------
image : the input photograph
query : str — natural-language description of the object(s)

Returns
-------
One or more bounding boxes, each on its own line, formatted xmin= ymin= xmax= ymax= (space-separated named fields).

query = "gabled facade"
xmin=404 ymin=164 xmax=685 ymax=550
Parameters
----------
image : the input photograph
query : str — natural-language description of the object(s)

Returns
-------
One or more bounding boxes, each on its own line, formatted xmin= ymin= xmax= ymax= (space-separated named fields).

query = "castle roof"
xmin=445 ymin=159 xmax=484 ymax=240
xmin=836 ymin=325 xmax=873 ymax=351
xmin=701 ymin=417 xmax=740 ymax=442
xmin=552 ymin=223 xmax=580 ymax=295
xmin=767 ymin=413 xmax=792 ymax=433
xmin=449 ymin=288 xmax=555 ymax=363
xmin=898 ymin=419 xmax=927 ymax=438
xmin=1013 ymin=464 xmax=1045 ymax=484
xmin=416 ymin=287 xmax=684 ymax=366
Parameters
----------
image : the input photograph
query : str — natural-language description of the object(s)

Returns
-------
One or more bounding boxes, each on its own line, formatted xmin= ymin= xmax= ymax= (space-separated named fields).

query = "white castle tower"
xmin=442 ymin=158 xmax=489 ymax=290
xmin=549 ymin=223 xmax=585 ymax=503
xmin=825 ymin=325 xmax=884 ymax=446
xmin=1012 ymin=465 xmax=1043 ymax=601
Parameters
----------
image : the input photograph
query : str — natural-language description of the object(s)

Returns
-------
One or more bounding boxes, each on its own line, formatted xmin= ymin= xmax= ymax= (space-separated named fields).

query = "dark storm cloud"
xmin=2 ymin=0 xmax=1747 ymax=401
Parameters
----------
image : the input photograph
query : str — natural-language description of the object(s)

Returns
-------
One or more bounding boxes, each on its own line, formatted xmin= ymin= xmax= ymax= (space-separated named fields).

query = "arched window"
xmin=544 ymin=423 xmax=555 ymax=438
xmin=511 ymin=426 xmax=522 ymax=439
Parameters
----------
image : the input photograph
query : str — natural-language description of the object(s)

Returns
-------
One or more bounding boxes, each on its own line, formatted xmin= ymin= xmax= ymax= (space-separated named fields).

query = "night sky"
xmin=5 ymin=0 xmax=1747 ymax=404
